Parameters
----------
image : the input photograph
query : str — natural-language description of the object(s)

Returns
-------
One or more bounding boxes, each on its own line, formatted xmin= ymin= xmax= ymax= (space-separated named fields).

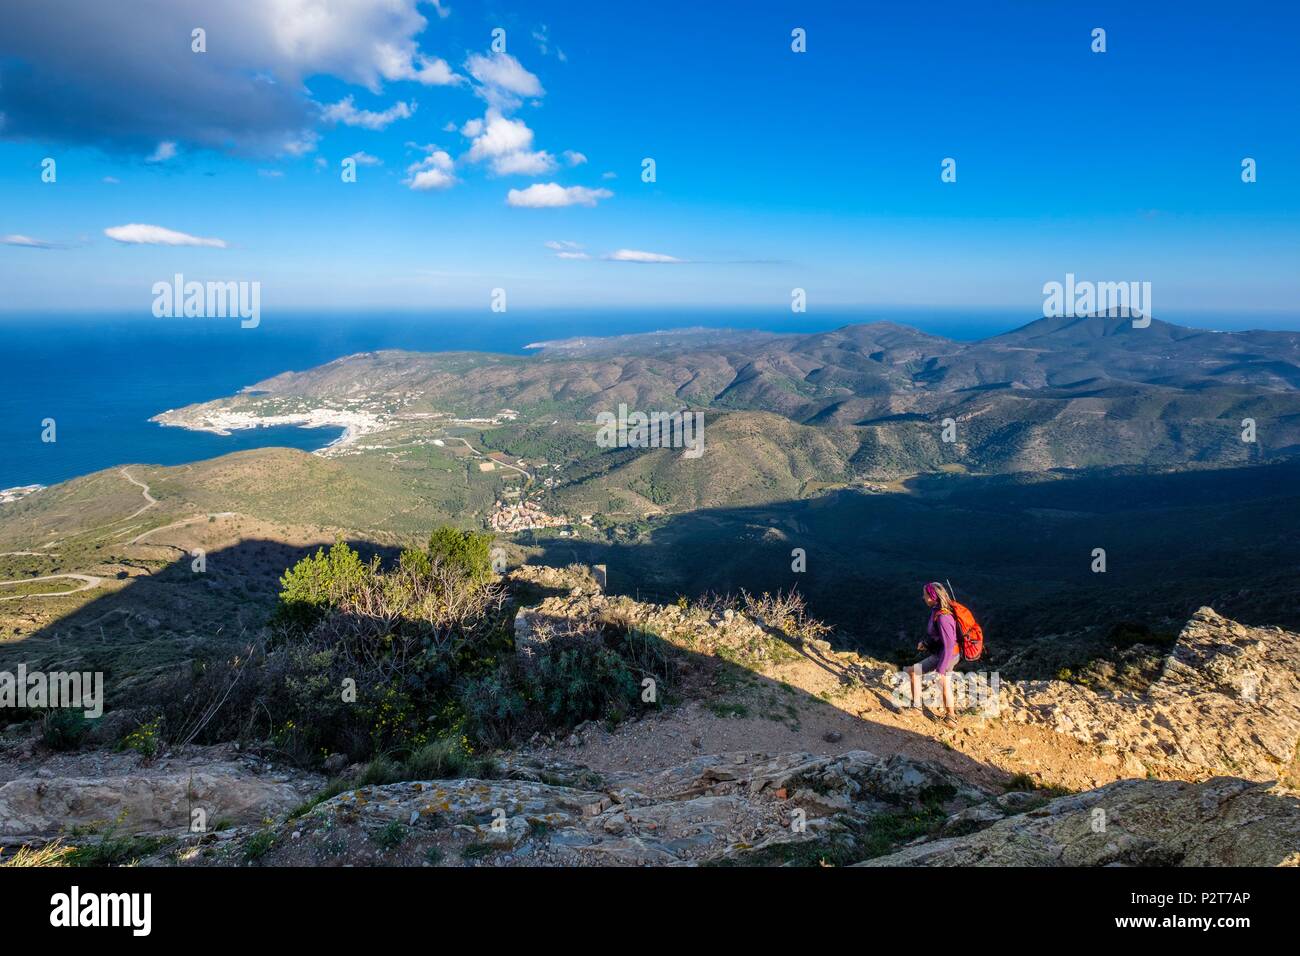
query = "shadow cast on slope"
xmin=523 ymin=459 xmax=1300 ymax=680
xmin=0 ymin=537 xmax=401 ymax=696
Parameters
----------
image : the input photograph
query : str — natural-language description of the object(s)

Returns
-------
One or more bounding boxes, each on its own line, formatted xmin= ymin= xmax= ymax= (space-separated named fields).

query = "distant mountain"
xmin=156 ymin=315 xmax=1300 ymax=479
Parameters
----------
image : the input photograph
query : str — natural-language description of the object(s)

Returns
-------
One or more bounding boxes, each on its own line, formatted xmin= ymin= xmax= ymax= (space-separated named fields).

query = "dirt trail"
xmin=0 ymin=573 xmax=104 ymax=602
xmin=534 ymin=663 xmax=1130 ymax=795
xmin=129 ymin=512 xmax=236 ymax=546
xmin=119 ymin=467 xmax=157 ymax=519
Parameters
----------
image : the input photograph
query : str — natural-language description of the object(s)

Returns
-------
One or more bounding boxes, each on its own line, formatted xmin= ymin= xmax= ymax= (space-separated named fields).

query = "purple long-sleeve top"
xmin=927 ymin=608 xmax=959 ymax=672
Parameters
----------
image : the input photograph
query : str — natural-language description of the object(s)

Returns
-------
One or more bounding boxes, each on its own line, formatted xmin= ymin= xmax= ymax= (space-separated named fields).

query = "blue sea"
xmin=2 ymin=307 xmax=1295 ymax=489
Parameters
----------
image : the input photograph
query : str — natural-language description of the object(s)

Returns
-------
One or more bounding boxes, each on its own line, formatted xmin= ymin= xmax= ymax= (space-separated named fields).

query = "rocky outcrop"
xmin=196 ymin=748 xmax=1300 ymax=868
xmin=504 ymin=581 xmax=816 ymax=676
xmin=995 ymin=608 xmax=1300 ymax=780
xmin=197 ymin=750 xmax=985 ymax=867
xmin=863 ymin=777 xmax=1300 ymax=867
xmin=0 ymin=745 xmax=321 ymax=842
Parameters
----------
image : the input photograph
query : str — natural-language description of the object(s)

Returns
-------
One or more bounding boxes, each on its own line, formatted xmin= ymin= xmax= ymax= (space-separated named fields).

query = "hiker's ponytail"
xmin=925 ymin=581 xmax=953 ymax=613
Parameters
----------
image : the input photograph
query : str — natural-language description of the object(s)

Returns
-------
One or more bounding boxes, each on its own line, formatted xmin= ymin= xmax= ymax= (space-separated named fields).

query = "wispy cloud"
xmin=322 ymin=97 xmax=416 ymax=130
xmin=347 ymin=151 xmax=384 ymax=167
xmin=507 ymin=183 xmax=612 ymax=208
xmin=604 ymin=249 xmax=683 ymax=263
xmin=145 ymin=141 xmax=177 ymax=163
xmin=3 ymin=233 xmax=58 ymax=249
xmin=563 ymin=150 xmax=587 ymax=166
xmin=545 ymin=239 xmax=590 ymax=259
xmin=103 ymin=223 xmax=227 ymax=248
xmin=466 ymin=52 xmax=544 ymax=110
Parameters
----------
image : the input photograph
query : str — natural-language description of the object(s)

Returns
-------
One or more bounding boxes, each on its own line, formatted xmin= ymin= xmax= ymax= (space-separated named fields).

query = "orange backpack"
xmin=949 ymin=601 xmax=984 ymax=661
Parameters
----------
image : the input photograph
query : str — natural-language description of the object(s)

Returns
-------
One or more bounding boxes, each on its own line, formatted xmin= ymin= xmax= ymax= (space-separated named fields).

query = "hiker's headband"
xmin=924 ymin=582 xmax=939 ymax=601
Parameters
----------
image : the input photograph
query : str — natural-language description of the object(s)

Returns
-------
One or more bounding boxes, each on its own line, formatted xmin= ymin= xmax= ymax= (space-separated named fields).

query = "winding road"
xmin=0 ymin=468 xmax=158 ymax=602
xmin=119 ymin=467 xmax=158 ymax=519
xmin=0 ymin=573 xmax=104 ymax=602
xmin=129 ymin=512 xmax=236 ymax=546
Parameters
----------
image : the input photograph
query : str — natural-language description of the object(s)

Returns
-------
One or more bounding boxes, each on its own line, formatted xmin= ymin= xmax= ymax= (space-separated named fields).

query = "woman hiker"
xmin=906 ymin=581 xmax=959 ymax=723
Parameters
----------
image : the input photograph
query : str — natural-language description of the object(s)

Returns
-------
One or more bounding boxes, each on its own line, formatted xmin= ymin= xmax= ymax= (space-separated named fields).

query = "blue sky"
xmin=1 ymin=0 xmax=1297 ymax=318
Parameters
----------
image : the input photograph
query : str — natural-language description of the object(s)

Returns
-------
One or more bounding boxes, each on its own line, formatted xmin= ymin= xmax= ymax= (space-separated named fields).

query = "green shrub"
xmin=458 ymin=669 xmax=529 ymax=747
xmin=243 ymin=829 xmax=276 ymax=863
xmin=529 ymin=636 xmax=641 ymax=729
xmin=170 ymin=526 xmax=673 ymax=769
xmin=357 ymin=755 xmax=403 ymax=787
xmin=264 ymin=530 xmax=512 ymax=763
xmin=398 ymin=546 xmax=432 ymax=577
xmin=404 ymin=736 xmax=495 ymax=780
xmin=372 ymin=821 xmax=406 ymax=850
xmin=426 ymin=527 xmax=494 ymax=582
xmin=63 ymin=834 xmax=172 ymax=867
xmin=41 ymin=709 xmax=90 ymax=751
xmin=274 ymin=539 xmax=373 ymax=631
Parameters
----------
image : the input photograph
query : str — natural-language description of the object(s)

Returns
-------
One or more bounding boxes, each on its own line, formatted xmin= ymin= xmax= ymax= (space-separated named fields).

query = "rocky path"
xmin=516 ymin=579 xmax=1300 ymax=795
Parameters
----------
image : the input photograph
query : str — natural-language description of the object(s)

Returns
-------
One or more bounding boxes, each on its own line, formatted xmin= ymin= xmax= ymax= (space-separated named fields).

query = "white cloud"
xmin=377 ymin=45 xmax=461 ymax=86
xmin=102 ymin=176 xmax=120 ymax=184
xmin=3 ymin=234 xmax=56 ymax=248
xmin=258 ymin=168 xmax=284 ymax=178
xmin=465 ymin=110 xmax=533 ymax=159
xmin=466 ymin=52 xmax=544 ymax=100
xmin=461 ymin=109 xmax=558 ymax=176
xmin=280 ymin=130 xmax=320 ymax=156
xmin=545 ymin=240 xmax=583 ymax=251
xmin=492 ymin=149 xmax=555 ymax=176
xmin=506 ymin=183 xmax=612 ymax=208
xmin=563 ymin=150 xmax=587 ymax=166
xmin=408 ymin=167 xmax=454 ymax=190
xmin=601 ymin=170 xmax=617 ymax=179
xmin=257 ymin=1 xmax=458 ymax=93
xmin=146 ymin=141 xmax=177 ymax=163
xmin=604 ymin=249 xmax=683 ymax=263
xmin=103 ymin=223 xmax=227 ymax=248
xmin=322 ymin=96 xmax=415 ymax=130
xmin=347 ymin=151 xmax=383 ymax=166
xmin=404 ymin=148 xmax=455 ymax=190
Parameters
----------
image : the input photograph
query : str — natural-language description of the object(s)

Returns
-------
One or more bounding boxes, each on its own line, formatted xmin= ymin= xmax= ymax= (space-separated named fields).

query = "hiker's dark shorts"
xmin=918 ymin=652 xmax=957 ymax=675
